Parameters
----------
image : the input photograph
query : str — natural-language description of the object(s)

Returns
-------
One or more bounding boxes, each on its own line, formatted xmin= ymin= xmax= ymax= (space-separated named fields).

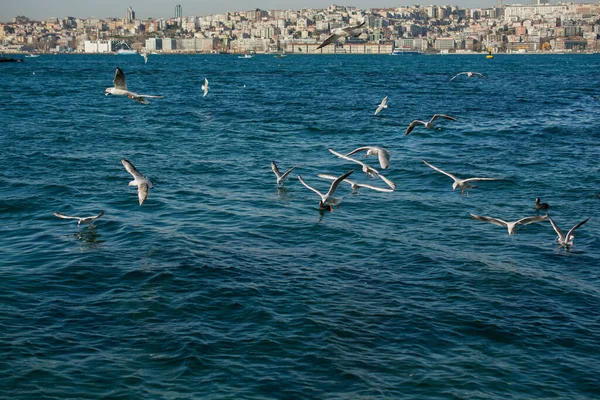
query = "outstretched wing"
xmin=53 ymin=211 xmax=80 ymax=220
xmin=280 ymin=166 xmax=296 ymax=181
xmin=463 ymin=177 xmax=503 ymax=183
xmin=422 ymin=159 xmax=458 ymax=182
xmin=121 ymin=158 xmax=145 ymax=180
xmin=565 ymin=217 xmax=590 ymax=242
xmin=329 ymin=148 xmax=365 ymax=168
xmin=405 ymin=120 xmax=425 ymax=135
xmin=449 ymin=72 xmax=466 ymax=82
xmin=515 ymin=215 xmax=548 ymax=227
xmin=342 ymin=20 xmax=365 ymax=32
xmin=326 ymin=170 xmax=354 ymax=198
xmin=377 ymin=149 xmax=390 ymax=170
xmin=271 ymin=161 xmax=282 ymax=179
xmin=471 ymin=214 xmax=508 ymax=228
xmin=473 ymin=72 xmax=487 ymax=80
xmin=358 ymin=182 xmax=394 ymax=193
xmin=316 ymin=32 xmax=340 ymax=49
xmin=298 ymin=175 xmax=323 ymax=198
xmin=113 ymin=68 xmax=127 ymax=90
xmin=138 ymin=183 xmax=149 ymax=205
xmin=345 ymin=146 xmax=370 ymax=157
xmin=547 ymin=215 xmax=565 ymax=241
xmin=431 ymin=114 xmax=457 ymax=122
xmin=378 ymin=174 xmax=396 ymax=190
xmin=318 ymin=173 xmax=354 ymax=187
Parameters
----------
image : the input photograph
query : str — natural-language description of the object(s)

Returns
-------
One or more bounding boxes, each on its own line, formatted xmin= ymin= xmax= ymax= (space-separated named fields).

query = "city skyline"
xmin=3 ymin=0 xmax=536 ymax=22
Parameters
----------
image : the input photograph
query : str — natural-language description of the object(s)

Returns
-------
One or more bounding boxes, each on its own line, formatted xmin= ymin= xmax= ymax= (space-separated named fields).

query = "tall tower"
xmin=175 ymin=4 xmax=182 ymax=18
xmin=126 ymin=6 xmax=135 ymax=23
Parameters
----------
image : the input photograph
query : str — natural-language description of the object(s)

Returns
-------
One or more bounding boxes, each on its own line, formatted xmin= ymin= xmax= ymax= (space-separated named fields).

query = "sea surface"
xmin=1 ymin=53 xmax=600 ymax=399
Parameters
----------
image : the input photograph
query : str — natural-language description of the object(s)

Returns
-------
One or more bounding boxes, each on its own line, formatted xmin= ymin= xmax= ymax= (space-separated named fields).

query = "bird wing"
xmin=325 ymin=170 xmax=354 ymax=198
xmin=318 ymin=173 xmax=354 ymax=187
xmin=316 ymin=32 xmax=340 ymax=49
xmin=377 ymin=149 xmax=390 ymax=169
xmin=138 ymin=183 xmax=149 ymax=205
xmin=449 ymin=72 xmax=466 ymax=82
xmin=422 ymin=159 xmax=458 ymax=181
xmin=88 ymin=211 xmax=105 ymax=220
xmin=381 ymin=96 xmax=388 ymax=106
xmin=53 ymin=211 xmax=80 ymax=220
xmin=127 ymin=94 xmax=149 ymax=104
xmin=204 ymin=78 xmax=208 ymax=87
xmin=405 ymin=120 xmax=425 ymax=135
xmin=515 ymin=215 xmax=548 ymax=226
xmin=280 ymin=166 xmax=296 ymax=181
xmin=342 ymin=20 xmax=365 ymax=32
xmin=122 ymin=158 xmax=145 ymax=180
xmin=143 ymin=53 xmax=148 ymax=64
xmin=345 ymin=146 xmax=370 ymax=157
xmin=565 ymin=217 xmax=590 ymax=242
xmin=378 ymin=174 xmax=396 ymax=190
xmin=136 ymin=94 xmax=164 ymax=99
xmin=298 ymin=175 xmax=323 ymax=198
xmin=271 ymin=161 xmax=282 ymax=179
xmin=431 ymin=114 xmax=457 ymax=122
xmin=462 ymin=177 xmax=503 ymax=183
xmin=547 ymin=216 xmax=565 ymax=241
xmin=358 ymin=182 xmax=394 ymax=192
xmin=474 ymin=72 xmax=487 ymax=80
xmin=374 ymin=105 xmax=384 ymax=116
xmin=471 ymin=214 xmax=508 ymax=228
xmin=329 ymin=148 xmax=366 ymax=168
xmin=113 ymin=68 xmax=127 ymax=90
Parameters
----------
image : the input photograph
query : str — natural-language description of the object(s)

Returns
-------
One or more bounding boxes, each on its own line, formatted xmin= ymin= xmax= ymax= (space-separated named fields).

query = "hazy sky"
xmin=1 ymin=0 xmax=512 ymax=22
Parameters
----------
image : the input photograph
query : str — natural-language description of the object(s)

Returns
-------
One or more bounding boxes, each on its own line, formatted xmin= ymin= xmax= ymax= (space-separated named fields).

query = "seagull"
xmin=105 ymin=68 xmax=164 ymax=105
xmin=298 ymin=170 xmax=354 ymax=211
xmin=449 ymin=71 xmax=487 ymax=82
xmin=316 ymin=20 xmax=365 ymax=50
xmin=121 ymin=158 xmax=153 ymax=205
xmin=471 ymin=213 xmax=548 ymax=235
xmin=201 ymin=78 xmax=209 ymax=97
xmin=535 ymin=198 xmax=550 ymax=210
xmin=548 ymin=216 xmax=590 ymax=247
xmin=271 ymin=161 xmax=295 ymax=186
xmin=141 ymin=51 xmax=148 ymax=64
xmin=318 ymin=174 xmax=394 ymax=195
xmin=329 ymin=148 xmax=395 ymax=189
xmin=406 ymin=114 xmax=457 ymax=135
xmin=53 ymin=211 xmax=104 ymax=226
xmin=345 ymin=146 xmax=390 ymax=169
xmin=422 ymin=159 xmax=503 ymax=196
xmin=374 ymin=96 xmax=388 ymax=116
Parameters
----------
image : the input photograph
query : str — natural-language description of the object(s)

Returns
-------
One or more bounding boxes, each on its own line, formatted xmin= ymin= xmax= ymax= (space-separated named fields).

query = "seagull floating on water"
xmin=422 ymin=159 xmax=503 ymax=196
xmin=53 ymin=211 xmax=104 ymax=226
xmin=535 ymin=198 xmax=550 ymax=210
xmin=202 ymin=78 xmax=209 ymax=97
xmin=298 ymin=170 xmax=354 ymax=211
xmin=374 ymin=96 xmax=388 ymax=116
xmin=316 ymin=20 xmax=365 ymax=50
xmin=471 ymin=213 xmax=548 ymax=235
xmin=122 ymin=158 xmax=153 ymax=205
xmin=271 ymin=161 xmax=295 ymax=186
xmin=548 ymin=215 xmax=590 ymax=247
xmin=345 ymin=146 xmax=390 ymax=169
xmin=405 ymin=114 xmax=457 ymax=135
xmin=329 ymin=148 xmax=395 ymax=189
xmin=105 ymin=68 xmax=164 ymax=105
xmin=449 ymin=71 xmax=487 ymax=82
xmin=318 ymin=174 xmax=394 ymax=195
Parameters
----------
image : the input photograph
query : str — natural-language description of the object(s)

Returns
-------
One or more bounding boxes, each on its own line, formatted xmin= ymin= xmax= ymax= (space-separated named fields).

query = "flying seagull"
xmin=345 ymin=146 xmax=390 ymax=169
xmin=53 ymin=211 xmax=104 ymax=226
xmin=318 ymin=174 xmax=394 ymax=195
xmin=297 ymin=170 xmax=354 ymax=211
xmin=374 ymin=96 xmax=388 ymax=116
xmin=141 ymin=51 xmax=148 ymax=64
xmin=422 ymin=159 xmax=503 ymax=196
xmin=449 ymin=71 xmax=487 ymax=82
xmin=471 ymin=213 xmax=548 ymax=235
xmin=406 ymin=114 xmax=457 ymax=135
xmin=548 ymin=215 xmax=590 ymax=247
xmin=105 ymin=68 xmax=164 ymax=105
xmin=316 ymin=20 xmax=365 ymax=50
xmin=329 ymin=148 xmax=395 ymax=189
xmin=121 ymin=158 xmax=153 ymax=205
xmin=202 ymin=78 xmax=209 ymax=97
xmin=271 ymin=161 xmax=295 ymax=186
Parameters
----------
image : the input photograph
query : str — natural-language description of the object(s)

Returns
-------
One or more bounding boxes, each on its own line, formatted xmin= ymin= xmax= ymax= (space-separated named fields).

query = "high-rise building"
xmin=175 ymin=4 xmax=183 ymax=18
xmin=125 ymin=6 xmax=135 ymax=23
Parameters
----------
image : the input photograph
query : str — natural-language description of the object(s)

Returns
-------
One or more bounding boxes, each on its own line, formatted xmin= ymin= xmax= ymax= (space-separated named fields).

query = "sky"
xmin=1 ymin=0 xmax=512 ymax=22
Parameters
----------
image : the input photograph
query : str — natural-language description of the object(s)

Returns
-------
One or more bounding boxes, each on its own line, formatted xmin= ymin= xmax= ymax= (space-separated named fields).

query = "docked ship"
xmin=114 ymin=41 xmax=137 ymax=55
xmin=391 ymin=47 xmax=421 ymax=55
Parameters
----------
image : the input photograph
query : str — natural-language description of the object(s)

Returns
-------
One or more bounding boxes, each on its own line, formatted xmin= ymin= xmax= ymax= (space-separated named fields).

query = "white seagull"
xmin=406 ymin=114 xmax=457 ymax=135
xmin=422 ymin=159 xmax=502 ymax=196
xmin=202 ymin=78 xmax=209 ymax=97
xmin=141 ymin=51 xmax=148 ymax=64
xmin=105 ymin=68 xmax=164 ymax=105
xmin=298 ymin=170 xmax=354 ymax=211
xmin=318 ymin=174 xmax=394 ymax=195
xmin=374 ymin=96 xmax=388 ymax=116
xmin=471 ymin=213 xmax=548 ymax=235
xmin=121 ymin=158 xmax=153 ymax=205
xmin=548 ymin=215 xmax=590 ymax=247
xmin=329 ymin=148 xmax=396 ymax=189
xmin=449 ymin=71 xmax=487 ymax=82
xmin=53 ymin=211 xmax=104 ymax=226
xmin=346 ymin=146 xmax=391 ymax=170
xmin=271 ymin=161 xmax=295 ymax=186
xmin=316 ymin=20 xmax=365 ymax=50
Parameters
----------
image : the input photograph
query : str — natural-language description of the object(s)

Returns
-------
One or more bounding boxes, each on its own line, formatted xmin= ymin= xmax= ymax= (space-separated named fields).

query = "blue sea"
xmin=1 ymin=53 xmax=600 ymax=399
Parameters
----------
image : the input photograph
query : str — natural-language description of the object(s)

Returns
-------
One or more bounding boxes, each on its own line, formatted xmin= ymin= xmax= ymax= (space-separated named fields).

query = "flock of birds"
xmin=52 ymin=42 xmax=591 ymax=250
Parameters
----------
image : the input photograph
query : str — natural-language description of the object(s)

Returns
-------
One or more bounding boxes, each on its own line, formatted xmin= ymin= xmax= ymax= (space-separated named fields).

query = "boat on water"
xmin=238 ymin=53 xmax=254 ymax=59
xmin=25 ymin=53 xmax=40 ymax=58
xmin=0 ymin=56 xmax=24 ymax=63
xmin=114 ymin=41 xmax=137 ymax=55
xmin=391 ymin=48 xmax=421 ymax=55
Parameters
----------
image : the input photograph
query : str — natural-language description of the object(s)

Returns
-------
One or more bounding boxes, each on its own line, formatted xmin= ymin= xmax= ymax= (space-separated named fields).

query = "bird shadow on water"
xmin=60 ymin=224 xmax=105 ymax=249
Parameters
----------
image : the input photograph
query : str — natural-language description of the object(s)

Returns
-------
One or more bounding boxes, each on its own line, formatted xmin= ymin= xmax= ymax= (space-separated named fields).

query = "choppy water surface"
xmin=1 ymin=54 xmax=600 ymax=398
